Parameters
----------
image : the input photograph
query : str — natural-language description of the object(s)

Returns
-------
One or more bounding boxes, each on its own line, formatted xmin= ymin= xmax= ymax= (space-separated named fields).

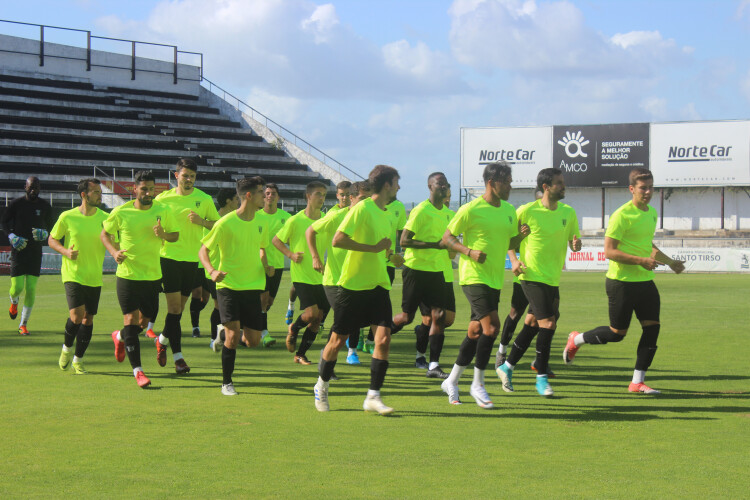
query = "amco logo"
xmin=557 ymin=130 xmax=589 ymax=173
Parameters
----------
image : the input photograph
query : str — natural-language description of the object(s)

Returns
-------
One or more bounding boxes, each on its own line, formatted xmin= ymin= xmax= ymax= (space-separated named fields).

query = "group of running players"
xmin=2 ymin=158 xmax=685 ymax=414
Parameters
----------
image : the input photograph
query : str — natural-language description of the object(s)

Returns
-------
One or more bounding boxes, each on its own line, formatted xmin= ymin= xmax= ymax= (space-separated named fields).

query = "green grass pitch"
xmin=1 ymin=272 xmax=748 ymax=498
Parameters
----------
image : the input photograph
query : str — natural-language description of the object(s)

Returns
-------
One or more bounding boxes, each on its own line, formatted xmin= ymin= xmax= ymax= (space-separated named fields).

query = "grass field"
xmin=1 ymin=272 xmax=748 ymax=498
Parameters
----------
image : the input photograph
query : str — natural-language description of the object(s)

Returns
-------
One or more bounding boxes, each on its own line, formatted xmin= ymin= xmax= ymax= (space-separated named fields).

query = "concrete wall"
xmin=0 ymin=33 xmax=200 ymax=95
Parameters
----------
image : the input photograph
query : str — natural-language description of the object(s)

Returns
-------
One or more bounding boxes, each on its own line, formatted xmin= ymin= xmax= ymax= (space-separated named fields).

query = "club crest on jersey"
xmin=562 ymin=219 xmax=567 ymax=227
xmin=508 ymin=216 xmax=512 ymax=224
xmin=258 ymin=226 xmax=263 ymax=233
xmin=195 ymin=201 xmax=201 ymax=208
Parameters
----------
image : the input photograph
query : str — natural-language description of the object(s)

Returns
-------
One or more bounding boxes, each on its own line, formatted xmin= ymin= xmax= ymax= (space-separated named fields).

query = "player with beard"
xmin=102 ymin=170 xmax=179 ymax=388
xmin=563 ymin=168 xmax=685 ymax=395
xmin=495 ymin=168 xmax=581 ymax=397
xmin=49 ymin=178 xmax=108 ymax=374
xmin=1 ymin=176 xmax=53 ymax=335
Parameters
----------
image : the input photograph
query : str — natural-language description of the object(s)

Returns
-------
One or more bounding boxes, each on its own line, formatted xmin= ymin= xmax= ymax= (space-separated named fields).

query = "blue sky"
xmin=2 ymin=0 xmax=750 ymax=203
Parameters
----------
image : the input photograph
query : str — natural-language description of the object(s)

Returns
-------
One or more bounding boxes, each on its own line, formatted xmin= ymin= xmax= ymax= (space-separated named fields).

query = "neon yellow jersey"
xmin=447 ymin=197 xmax=518 ymax=289
xmin=605 ymin=201 xmax=657 ymax=282
xmin=403 ymin=199 xmax=453 ymax=273
xmin=311 ymin=207 xmax=349 ymax=286
xmin=337 ymin=198 xmax=393 ymax=291
xmin=275 ymin=210 xmax=325 ymax=285
xmin=201 ymin=211 xmax=269 ymax=291
xmin=385 ymin=199 xmax=407 ymax=268
xmin=50 ymin=207 xmax=109 ymax=286
xmin=103 ymin=200 xmax=177 ymax=281
xmin=258 ymin=207 xmax=291 ymax=269
xmin=516 ymin=200 xmax=580 ymax=287
xmin=442 ymin=207 xmax=456 ymax=282
xmin=155 ymin=188 xmax=220 ymax=262
xmin=328 ymin=205 xmax=342 ymax=214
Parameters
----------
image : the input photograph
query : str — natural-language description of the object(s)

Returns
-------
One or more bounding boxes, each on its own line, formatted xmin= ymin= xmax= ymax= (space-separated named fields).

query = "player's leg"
xmin=363 ymin=287 xmax=394 ymax=415
xmin=391 ymin=266 xmax=417 ymax=335
xmin=189 ymin=278 xmax=207 ymax=338
xmin=217 ymin=286 xmax=244 ymax=395
xmin=468 ymin=306 xmax=500 ymax=409
xmin=285 ymin=284 xmax=297 ymax=325
xmin=18 ymin=274 xmax=38 ymax=333
xmin=295 ymin=299 xmax=325 ymax=364
xmin=496 ymin=281 xmax=528 ymax=368
xmin=629 ymin=281 xmax=661 ymax=394
xmin=59 ymin=282 xmax=84 ymax=370
xmin=425 ymin=276 xmax=450 ymax=378
xmin=68 ymin=284 xmax=100 ymax=375
xmin=8 ymin=274 xmax=24 ymax=320
xmin=261 ymin=269 xmax=283 ymax=347
xmin=114 ymin=279 xmax=150 ymax=388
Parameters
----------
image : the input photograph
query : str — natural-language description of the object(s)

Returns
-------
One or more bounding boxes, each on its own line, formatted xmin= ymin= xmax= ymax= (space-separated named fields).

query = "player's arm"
xmin=153 ymin=220 xmax=178 ymax=243
xmin=399 ymin=229 xmax=442 ymax=249
xmin=508 ymin=223 xmax=530 ymax=250
xmin=272 ymin=235 xmax=303 ymax=263
xmin=441 ymin=229 xmax=485 ymax=263
xmin=569 ymin=235 xmax=582 ymax=252
xmin=188 ymin=211 xmax=216 ymax=230
xmin=48 ymin=236 xmax=78 ymax=260
xmin=652 ymin=243 xmax=685 ymax=274
xmin=305 ymin=226 xmax=324 ymax=274
xmin=199 ymin=244 xmax=226 ymax=282
xmin=332 ymin=231 xmax=390 ymax=254
xmin=507 ymin=249 xmax=525 ymax=276
xmin=100 ymin=229 xmax=127 ymax=264
xmin=260 ymin=248 xmax=274 ymax=277
xmin=604 ymin=236 xmax=660 ymax=271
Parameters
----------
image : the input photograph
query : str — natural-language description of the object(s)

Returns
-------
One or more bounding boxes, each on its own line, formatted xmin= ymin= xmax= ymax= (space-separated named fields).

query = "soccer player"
xmin=439 ymin=161 xmax=528 ymax=408
xmin=495 ymin=168 xmax=581 ymax=397
xmin=306 ymin=180 xmax=370 ymax=365
xmin=495 ymin=189 xmax=543 ymax=370
xmin=153 ymin=158 xmax=220 ymax=374
xmin=273 ymin=181 xmax=329 ymax=364
xmin=1 ymin=176 xmax=53 ymax=335
xmin=208 ymin=188 xmax=240 ymax=351
xmin=199 ymin=176 xmax=272 ymax=396
xmin=563 ymin=168 xmax=685 ymax=395
xmin=328 ymin=180 xmax=352 ymax=214
xmin=102 ymin=170 xmax=179 ymax=388
xmin=256 ymin=183 xmax=292 ymax=347
xmin=391 ymin=172 xmax=453 ymax=379
xmin=48 ymin=178 xmax=108 ymax=374
xmin=313 ymin=165 xmax=401 ymax=415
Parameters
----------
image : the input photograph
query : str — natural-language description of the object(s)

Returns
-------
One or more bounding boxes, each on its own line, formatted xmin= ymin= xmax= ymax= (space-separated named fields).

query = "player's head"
xmin=264 ymin=183 xmax=280 ymax=208
xmin=134 ymin=170 xmax=156 ymax=206
xmin=350 ymin=180 xmax=372 ymax=205
xmin=369 ymin=164 xmax=400 ymax=202
xmin=174 ymin=158 xmax=198 ymax=191
xmin=537 ymin=168 xmax=565 ymax=201
xmin=237 ymin=176 xmax=266 ymax=209
xmin=77 ymin=178 xmax=102 ymax=207
xmin=427 ymin=172 xmax=449 ymax=200
xmin=306 ymin=181 xmax=327 ymax=211
xmin=483 ymin=161 xmax=512 ymax=200
xmin=25 ymin=176 xmax=40 ymax=201
xmin=628 ymin=168 xmax=654 ymax=205
xmin=216 ymin=188 xmax=239 ymax=212
xmin=444 ymin=186 xmax=451 ymax=208
xmin=336 ymin=181 xmax=352 ymax=208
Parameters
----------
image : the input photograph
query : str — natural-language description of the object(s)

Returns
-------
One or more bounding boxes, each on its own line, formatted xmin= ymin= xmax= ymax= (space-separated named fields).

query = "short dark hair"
xmin=536 ymin=168 xmax=563 ymax=192
xmin=134 ymin=170 xmax=155 ymax=184
xmin=237 ymin=176 xmax=265 ymax=198
xmin=336 ymin=181 xmax=352 ymax=191
xmin=369 ymin=164 xmax=399 ymax=192
xmin=629 ymin=168 xmax=653 ymax=186
xmin=265 ymin=183 xmax=279 ymax=195
xmin=483 ymin=161 xmax=512 ymax=184
xmin=428 ymin=172 xmax=446 ymax=182
xmin=216 ymin=188 xmax=236 ymax=209
xmin=351 ymin=180 xmax=371 ymax=195
xmin=306 ymin=181 xmax=328 ymax=196
xmin=176 ymin=157 xmax=198 ymax=173
xmin=77 ymin=177 xmax=100 ymax=196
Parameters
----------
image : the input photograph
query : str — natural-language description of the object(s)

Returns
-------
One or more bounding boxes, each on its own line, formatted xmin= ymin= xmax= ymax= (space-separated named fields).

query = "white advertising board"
xmin=460 ymin=127 xmax=552 ymax=189
xmin=564 ymin=247 xmax=750 ymax=273
xmin=650 ymin=121 xmax=750 ymax=186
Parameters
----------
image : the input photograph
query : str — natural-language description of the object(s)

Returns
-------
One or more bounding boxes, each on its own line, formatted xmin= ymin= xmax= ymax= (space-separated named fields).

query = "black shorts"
xmin=606 ymin=278 xmax=660 ymax=330
xmin=510 ymin=282 xmax=529 ymax=313
xmin=160 ymin=258 xmax=199 ymax=296
xmin=10 ymin=244 xmax=43 ymax=277
xmin=419 ymin=281 xmax=456 ymax=317
xmin=216 ymin=288 xmax=263 ymax=330
xmin=461 ymin=284 xmax=501 ymax=322
xmin=192 ymin=266 xmax=211 ymax=291
xmin=264 ymin=269 xmax=284 ymax=298
xmin=402 ymin=266 xmax=446 ymax=315
xmin=64 ymin=282 xmax=102 ymax=315
xmin=294 ymin=282 xmax=330 ymax=313
xmin=332 ymin=286 xmax=392 ymax=337
xmin=520 ymin=280 xmax=560 ymax=320
xmin=323 ymin=285 xmax=341 ymax=311
xmin=205 ymin=278 xmax=217 ymax=300
xmin=116 ymin=277 xmax=161 ymax=319
xmin=387 ymin=266 xmax=396 ymax=285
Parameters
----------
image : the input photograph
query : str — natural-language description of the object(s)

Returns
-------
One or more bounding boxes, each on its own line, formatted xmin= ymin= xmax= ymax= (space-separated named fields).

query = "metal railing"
xmin=0 ymin=19 xmax=202 ymax=84
xmin=201 ymin=77 xmax=363 ymax=180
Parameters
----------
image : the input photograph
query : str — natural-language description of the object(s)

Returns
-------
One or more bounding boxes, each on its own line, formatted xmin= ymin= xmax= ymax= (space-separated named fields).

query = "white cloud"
xmin=301 ymin=3 xmax=339 ymax=44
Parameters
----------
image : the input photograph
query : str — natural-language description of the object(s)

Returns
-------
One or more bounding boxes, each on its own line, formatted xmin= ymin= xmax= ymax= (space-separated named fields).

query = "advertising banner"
xmin=460 ymin=127 xmax=552 ymax=189
xmin=552 ymin=123 xmax=650 ymax=187
xmin=650 ymin=121 xmax=750 ymax=186
xmin=564 ymin=247 xmax=750 ymax=273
